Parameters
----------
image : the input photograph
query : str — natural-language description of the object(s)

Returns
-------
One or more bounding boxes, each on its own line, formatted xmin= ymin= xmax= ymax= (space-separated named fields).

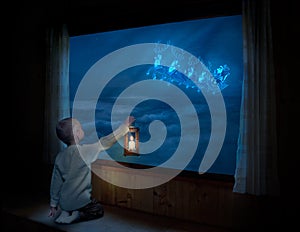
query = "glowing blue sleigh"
xmin=146 ymin=43 xmax=230 ymax=94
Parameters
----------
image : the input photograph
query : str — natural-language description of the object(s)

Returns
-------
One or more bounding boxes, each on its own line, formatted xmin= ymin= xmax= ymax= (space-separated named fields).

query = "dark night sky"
xmin=69 ymin=15 xmax=243 ymax=175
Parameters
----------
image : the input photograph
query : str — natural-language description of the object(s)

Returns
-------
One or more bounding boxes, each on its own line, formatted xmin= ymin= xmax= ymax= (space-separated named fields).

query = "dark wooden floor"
xmin=2 ymin=192 xmax=235 ymax=232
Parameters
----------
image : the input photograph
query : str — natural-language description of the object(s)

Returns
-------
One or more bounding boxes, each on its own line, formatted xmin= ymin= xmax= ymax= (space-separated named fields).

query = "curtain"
xmin=233 ymin=0 xmax=280 ymax=196
xmin=43 ymin=24 xmax=70 ymax=164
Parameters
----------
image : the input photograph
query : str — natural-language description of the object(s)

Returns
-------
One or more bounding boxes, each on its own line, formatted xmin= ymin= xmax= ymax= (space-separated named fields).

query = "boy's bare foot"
xmin=55 ymin=210 xmax=80 ymax=224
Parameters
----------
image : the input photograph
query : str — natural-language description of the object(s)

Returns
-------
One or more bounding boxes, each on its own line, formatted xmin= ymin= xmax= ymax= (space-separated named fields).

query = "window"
xmin=69 ymin=15 xmax=243 ymax=176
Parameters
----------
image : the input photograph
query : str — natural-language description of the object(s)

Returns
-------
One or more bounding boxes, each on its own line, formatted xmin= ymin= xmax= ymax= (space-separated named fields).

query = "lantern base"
xmin=124 ymin=149 xmax=140 ymax=156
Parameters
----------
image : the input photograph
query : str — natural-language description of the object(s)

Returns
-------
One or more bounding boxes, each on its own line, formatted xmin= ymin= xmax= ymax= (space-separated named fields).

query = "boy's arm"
xmin=80 ymin=116 xmax=135 ymax=164
xmin=99 ymin=116 xmax=135 ymax=150
xmin=99 ymin=123 xmax=129 ymax=150
xmin=49 ymin=163 xmax=63 ymax=208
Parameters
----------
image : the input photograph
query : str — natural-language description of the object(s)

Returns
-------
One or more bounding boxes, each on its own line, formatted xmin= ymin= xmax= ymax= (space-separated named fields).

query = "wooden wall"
xmin=91 ymin=160 xmax=281 ymax=231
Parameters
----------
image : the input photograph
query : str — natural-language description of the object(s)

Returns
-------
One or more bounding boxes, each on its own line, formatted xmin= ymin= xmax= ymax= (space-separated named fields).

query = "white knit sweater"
xmin=50 ymin=124 xmax=128 ymax=211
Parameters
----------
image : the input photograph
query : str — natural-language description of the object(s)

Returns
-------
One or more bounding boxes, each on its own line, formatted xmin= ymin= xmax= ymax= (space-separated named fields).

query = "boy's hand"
xmin=48 ymin=206 xmax=57 ymax=217
xmin=125 ymin=116 xmax=135 ymax=127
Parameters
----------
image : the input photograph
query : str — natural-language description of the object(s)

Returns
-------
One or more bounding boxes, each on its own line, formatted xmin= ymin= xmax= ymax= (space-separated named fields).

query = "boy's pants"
xmin=78 ymin=198 xmax=104 ymax=221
